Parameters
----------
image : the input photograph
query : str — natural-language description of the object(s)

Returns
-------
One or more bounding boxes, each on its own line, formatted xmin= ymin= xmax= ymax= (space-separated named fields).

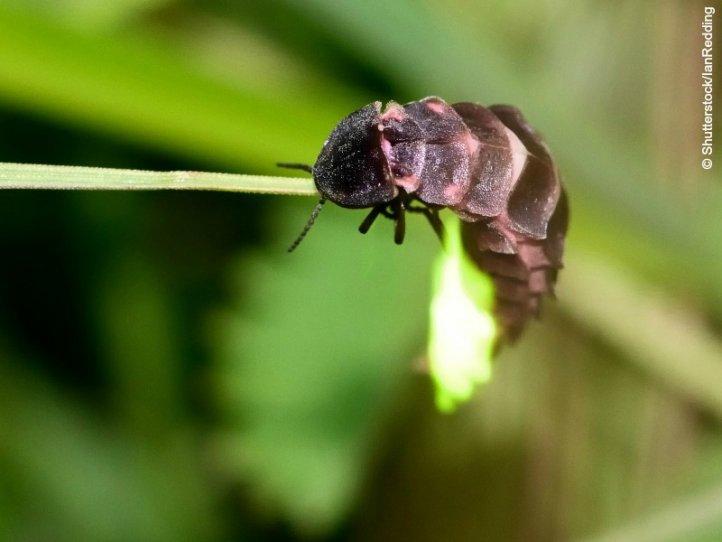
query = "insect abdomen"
xmin=461 ymin=188 xmax=568 ymax=340
xmin=458 ymin=103 xmax=567 ymax=340
xmin=383 ymin=98 xmax=567 ymax=340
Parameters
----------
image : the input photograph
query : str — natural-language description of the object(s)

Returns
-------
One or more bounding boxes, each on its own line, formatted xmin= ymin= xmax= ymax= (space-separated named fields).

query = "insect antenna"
xmin=277 ymin=162 xmax=314 ymax=174
xmin=287 ymin=198 xmax=326 ymax=252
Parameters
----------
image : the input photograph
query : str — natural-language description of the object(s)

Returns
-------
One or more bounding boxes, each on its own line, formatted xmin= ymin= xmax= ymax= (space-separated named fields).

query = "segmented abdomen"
xmin=454 ymin=103 xmax=568 ymax=341
xmin=383 ymin=98 xmax=568 ymax=340
xmin=460 ymin=187 xmax=568 ymax=341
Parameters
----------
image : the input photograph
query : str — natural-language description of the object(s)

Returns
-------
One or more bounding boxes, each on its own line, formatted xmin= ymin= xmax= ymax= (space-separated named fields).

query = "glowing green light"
xmin=428 ymin=217 xmax=497 ymax=413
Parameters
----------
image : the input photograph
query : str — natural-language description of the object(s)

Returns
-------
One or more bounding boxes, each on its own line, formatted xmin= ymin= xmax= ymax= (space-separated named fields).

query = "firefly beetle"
xmin=279 ymin=97 xmax=568 ymax=341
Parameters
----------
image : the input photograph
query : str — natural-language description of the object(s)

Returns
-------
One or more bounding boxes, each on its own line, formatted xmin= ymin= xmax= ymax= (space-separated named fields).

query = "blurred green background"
xmin=0 ymin=1 xmax=720 ymax=540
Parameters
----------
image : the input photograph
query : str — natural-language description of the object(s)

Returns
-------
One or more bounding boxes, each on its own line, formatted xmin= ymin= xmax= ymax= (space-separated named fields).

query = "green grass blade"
xmin=0 ymin=162 xmax=316 ymax=195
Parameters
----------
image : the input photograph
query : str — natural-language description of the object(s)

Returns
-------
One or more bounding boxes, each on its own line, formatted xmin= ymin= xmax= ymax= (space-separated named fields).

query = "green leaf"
xmin=211 ymin=199 xmax=438 ymax=532
xmin=0 ymin=355 xmax=220 ymax=542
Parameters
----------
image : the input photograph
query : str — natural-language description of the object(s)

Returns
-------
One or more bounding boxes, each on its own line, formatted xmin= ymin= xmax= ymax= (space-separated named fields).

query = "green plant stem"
xmin=0 ymin=162 xmax=317 ymax=195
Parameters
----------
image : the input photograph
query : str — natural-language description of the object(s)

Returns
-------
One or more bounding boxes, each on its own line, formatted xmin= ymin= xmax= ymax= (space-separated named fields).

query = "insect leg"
xmin=358 ymin=205 xmax=384 ymax=234
xmin=427 ymin=208 xmax=445 ymax=242
xmin=393 ymin=197 xmax=406 ymax=245
xmin=406 ymin=205 xmax=445 ymax=243
xmin=424 ymin=208 xmax=445 ymax=243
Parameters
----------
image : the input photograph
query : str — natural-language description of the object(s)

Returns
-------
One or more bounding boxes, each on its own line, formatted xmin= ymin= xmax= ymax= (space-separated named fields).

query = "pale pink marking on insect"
xmin=380 ymin=135 xmax=392 ymax=159
xmin=460 ymin=131 xmax=480 ymax=157
xmin=425 ymin=100 xmax=446 ymax=115
xmin=394 ymin=174 xmax=421 ymax=192
xmin=517 ymin=243 xmax=551 ymax=269
xmin=380 ymin=103 xmax=406 ymax=122
xmin=503 ymin=126 xmax=529 ymax=186
xmin=443 ymin=181 xmax=466 ymax=204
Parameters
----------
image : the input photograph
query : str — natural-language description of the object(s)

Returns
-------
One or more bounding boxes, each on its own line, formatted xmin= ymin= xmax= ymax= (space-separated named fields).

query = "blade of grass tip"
xmin=0 ymin=162 xmax=317 ymax=196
